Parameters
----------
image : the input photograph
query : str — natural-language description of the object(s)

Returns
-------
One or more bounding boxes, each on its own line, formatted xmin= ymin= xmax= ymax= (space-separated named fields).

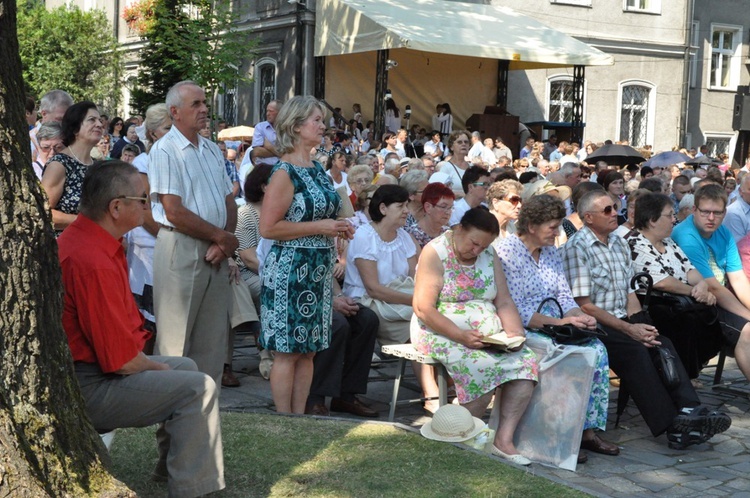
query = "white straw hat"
xmin=420 ymin=404 xmax=485 ymax=442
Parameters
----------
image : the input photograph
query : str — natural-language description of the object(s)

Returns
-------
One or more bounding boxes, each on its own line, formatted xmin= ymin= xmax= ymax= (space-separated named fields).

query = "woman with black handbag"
xmin=625 ymin=192 xmax=723 ymax=379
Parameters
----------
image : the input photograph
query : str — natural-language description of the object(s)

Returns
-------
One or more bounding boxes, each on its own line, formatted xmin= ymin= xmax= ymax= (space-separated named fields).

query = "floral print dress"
xmin=411 ymin=231 xmax=538 ymax=404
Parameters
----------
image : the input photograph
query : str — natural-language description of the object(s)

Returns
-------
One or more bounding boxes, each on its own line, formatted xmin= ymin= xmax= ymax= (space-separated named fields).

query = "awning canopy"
xmin=315 ymin=0 xmax=614 ymax=69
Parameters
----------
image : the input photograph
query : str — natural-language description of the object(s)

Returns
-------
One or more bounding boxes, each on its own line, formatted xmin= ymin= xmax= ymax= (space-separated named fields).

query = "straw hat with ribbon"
xmin=420 ymin=404 xmax=485 ymax=442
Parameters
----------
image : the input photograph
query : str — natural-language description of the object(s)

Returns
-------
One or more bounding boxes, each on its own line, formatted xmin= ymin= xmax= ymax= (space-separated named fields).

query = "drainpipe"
xmin=679 ymin=0 xmax=695 ymax=147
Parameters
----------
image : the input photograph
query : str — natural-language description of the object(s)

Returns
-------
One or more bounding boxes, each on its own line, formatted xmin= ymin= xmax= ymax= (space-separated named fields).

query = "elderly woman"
xmin=496 ymin=195 xmax=619 ymax=462
xmin=488 ymin=179 xmax=523 ymax=242
xmin=349 ymin=184 xmax=378 ymax=229
xmin=437 ymin=130 xmax=471 ymax=197
xmin=111 ymin=123 xmax=146 ymax=159
xmin=412 ymin=208 xmax=538 ymax=465
xmin=624 ymin=193 xmax=722 ymax=378
xmin=33 ymin=121 xmax=64 ymax=180
xmin=343 ymin=184 xmax=440 ymax=411
xmin=405 ymin=182 xmax=454 ymax=248
xmin=346 ymin=163 xmax=374 ymax=205
xmin=399 ymin=169 xmax=429 ymax=227
xmin=326 ymin=151 xmax=350 ymax=196
xmin=41 ymin=101 xmax=103 ymax=234
xmin=259 ymin=96 xmax=354 ymax=414
xmin=562 ymin=182 xmax=605 ymax=238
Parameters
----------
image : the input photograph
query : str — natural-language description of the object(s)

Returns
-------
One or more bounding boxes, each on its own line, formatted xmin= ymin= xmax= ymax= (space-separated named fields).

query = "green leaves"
xmin=18 ymin=4 xmax=122 ymax=113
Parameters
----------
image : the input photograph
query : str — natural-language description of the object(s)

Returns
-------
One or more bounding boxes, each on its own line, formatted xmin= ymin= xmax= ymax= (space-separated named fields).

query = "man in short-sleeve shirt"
xmin=722 ymin=175 xmax=750 ymax=243
xmin=563 ymin=189 xmax=728 ymax=447
xmin=251 ymin=100 xmax=282 ymax=166
xmin=149 ymin=81 xmax=239 ymax=386
xmin=672 ymin=183 xmax=750 ymax=381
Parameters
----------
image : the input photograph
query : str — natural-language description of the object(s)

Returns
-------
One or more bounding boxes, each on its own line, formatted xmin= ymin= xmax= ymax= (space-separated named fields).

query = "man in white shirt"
xmin=423 ymin=130 xmax=444 ymax=161
xmin=467 ymin=132 xmax=496 ymax=166
xmin=723 ymin=175 xmax=750 ymax=243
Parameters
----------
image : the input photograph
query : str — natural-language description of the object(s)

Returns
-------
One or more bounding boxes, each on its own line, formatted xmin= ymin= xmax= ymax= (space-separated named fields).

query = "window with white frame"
xmin=618 ymin=82 xmax=654 ymax=148
xmin=624 ymin=0 xmax=661 ymax=13
xmin=547 ymin=76 xmax=585 ymax=123
xmin=253 ymin=58 xmax=277 ymax=123
xmin=709 ymin=24 xmax=742 ymax=90
xmin=689 ymin=21 xmax=699 ymax=89
xmin=704 ymin=135 xmax=732 ymax=157
xmin=550 ymin=0 xmax=591 ymax=6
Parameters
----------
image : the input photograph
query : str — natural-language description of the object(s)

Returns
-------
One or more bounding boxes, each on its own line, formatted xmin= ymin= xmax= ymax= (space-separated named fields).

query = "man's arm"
xmin=575 ymin=294 xmax=660 ymax=347
xmin=159 ymin=194 xmax=236 ymax=249
xmin=251 ymin=139 xmax=279 ymax=159
xmin=116 ymin=352 xmax=169 ymax=375
xmin=712 ymin=272 xmax=750 ymax=320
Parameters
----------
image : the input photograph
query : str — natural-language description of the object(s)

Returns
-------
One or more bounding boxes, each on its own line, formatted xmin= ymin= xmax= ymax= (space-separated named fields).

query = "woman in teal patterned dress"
xmin=412 ymin=208 xmax=539 ymax=466
xmin=259 ymin=96 xmax=355 ymax=414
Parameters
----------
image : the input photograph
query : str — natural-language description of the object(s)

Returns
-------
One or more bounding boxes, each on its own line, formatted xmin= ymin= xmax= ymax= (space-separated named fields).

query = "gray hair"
xmin=356 ymin=155 xmax=374 ymax=166
xmin=678 ymin=193 xmax=695 ymax=211
xmin=399 ymin=169 xmax=429 ymax=194
xmin=39 ymin=89 xmax=73 ymax=113
xmin=36 ymin=121 xmax=63 ymax=142
xmin=577 ymin=189 xmax=610 ymax=216
xmin=274 ymin=95 xmax=327 ymax=155
xmin=79 ymin=160 xmax=140 ymax=220
xmin=561 ymin=163 xmax=580 ymax=177
xmin=407 ymin=158 xmax=424 ymax=170
xmin=376 ymin=174 xmax=398 ymax=185
xmin=471 ymin=131 xmax=481 ymax=139
xmin=347 ymin=164 xmax=374 ymax=183
xmin=165 ymin=80 xmax=201 ymax=117
xmin=144 ymin=103 xmax=171 ymax=150
xmin=384 ymin=157 xmax=401 ymax=176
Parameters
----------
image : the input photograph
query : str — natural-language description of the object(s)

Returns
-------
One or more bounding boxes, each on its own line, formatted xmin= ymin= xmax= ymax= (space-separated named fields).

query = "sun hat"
xmin=521 ymin=179 xmax=572 ymax=202
xmin=420 ymin=404 xmax=485 ymax=442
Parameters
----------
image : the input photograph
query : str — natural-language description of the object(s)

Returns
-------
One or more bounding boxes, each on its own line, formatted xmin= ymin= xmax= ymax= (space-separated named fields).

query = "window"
xmin=709 ymin=25 xmax=742 ymax=90
xmin=547 ymin=76 xmax=585 ymax=123
xmin=624 ymin=0 xmax=661 ymax=13
xmin=704 ymin=134 xmax=734 ymax=158
xmin=618 ymin=81 xmax=655 ymax=148
xmin=550 ymin=0 xmax=591 ymax=6
xmin=689 ymin=21 xmax=699 ymax=89
xmin=253 ymin=57 xmax=277 ymax=123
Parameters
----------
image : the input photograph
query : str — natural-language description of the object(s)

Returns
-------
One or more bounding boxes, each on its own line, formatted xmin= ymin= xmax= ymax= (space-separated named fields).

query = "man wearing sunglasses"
xmin=673 ymin=183 xmax=750 ymax=384
xmin=564 ymin=189 xmax=731 ymax=449
xmin=58 ymin=161 xmax=224 ymax=497
xmin=449 ymin=166 xmax=490 ymax=226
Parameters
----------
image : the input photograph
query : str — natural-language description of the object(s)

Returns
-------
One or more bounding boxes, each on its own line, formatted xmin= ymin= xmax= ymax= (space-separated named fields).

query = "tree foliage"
xmin=131 ymin=0 xmax=253 ymax=115
xmin=18 ymin=2 xmax=122 ymax=113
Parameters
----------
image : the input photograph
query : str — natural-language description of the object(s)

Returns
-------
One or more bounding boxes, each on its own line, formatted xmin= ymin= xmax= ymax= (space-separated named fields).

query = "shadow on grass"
xmin=109 ymin=412 xmax=587 ymax=497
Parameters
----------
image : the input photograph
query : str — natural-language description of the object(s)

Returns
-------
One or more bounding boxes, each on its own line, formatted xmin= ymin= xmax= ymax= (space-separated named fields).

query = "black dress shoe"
xmin=305 ymin=403 xmax=330 ymax=416
xmin=580 ymin=434 xmax=620 ymax=456
xmin=330 ymin=397 xmax=379 ymax=418
xmin=577 ymin=451 xmax=588 ymax=464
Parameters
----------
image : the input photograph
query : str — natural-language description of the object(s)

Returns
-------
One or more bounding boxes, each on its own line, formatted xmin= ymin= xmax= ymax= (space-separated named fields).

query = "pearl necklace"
xmin=67 ymin=146 xmax=93 ymax=166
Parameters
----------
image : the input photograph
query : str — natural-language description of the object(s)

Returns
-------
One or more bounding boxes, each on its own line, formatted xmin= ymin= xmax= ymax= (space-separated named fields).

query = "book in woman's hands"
xmin=480 ymin=331 xmax=525 ymax=349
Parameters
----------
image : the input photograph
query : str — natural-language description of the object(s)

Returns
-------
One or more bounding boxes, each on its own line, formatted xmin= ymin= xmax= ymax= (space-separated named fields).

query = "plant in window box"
xmin=122 ymin=0 xmax=157 ymax=36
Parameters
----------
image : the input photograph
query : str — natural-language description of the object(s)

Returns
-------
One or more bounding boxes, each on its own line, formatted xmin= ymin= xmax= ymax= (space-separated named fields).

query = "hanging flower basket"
xmin=122 ymin=0 xmax=157 ymax=36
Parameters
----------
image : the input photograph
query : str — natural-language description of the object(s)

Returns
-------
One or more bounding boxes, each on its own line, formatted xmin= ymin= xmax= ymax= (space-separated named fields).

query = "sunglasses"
xmin=472 ymin=182 xmax=491 ymax=187
xmin=504 ymin=195 xmax=522 ymax=206
xmin=600 ymin=204 xmax=618 ymax=215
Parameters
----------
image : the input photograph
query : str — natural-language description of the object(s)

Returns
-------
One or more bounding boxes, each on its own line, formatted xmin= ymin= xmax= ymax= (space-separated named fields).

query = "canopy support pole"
xmin=571 ymin=65 xmax=585 ymax=144
xmin=497 ymin=60 xmax=509 ymax=109
xmin=314 ymin=56 xmax=326 ymax=99
xmin=374 ymin=49 xmax=389 ymax=141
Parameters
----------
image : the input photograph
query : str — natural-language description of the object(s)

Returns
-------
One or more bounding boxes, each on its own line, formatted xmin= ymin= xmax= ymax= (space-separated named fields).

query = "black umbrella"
xmin=585 ymin=144 xmax=645 ymax=166
xmin=685 ymin=155 xmax=722 ymax=167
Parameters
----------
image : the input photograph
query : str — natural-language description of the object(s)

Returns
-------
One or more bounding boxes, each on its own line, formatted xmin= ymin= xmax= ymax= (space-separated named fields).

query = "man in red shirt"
xmin=58 ymin=160 xmax=224 ymax=498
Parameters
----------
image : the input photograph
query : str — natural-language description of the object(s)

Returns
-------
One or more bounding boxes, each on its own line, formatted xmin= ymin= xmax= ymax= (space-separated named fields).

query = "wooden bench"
xmin=380 ymin=343 xmax=450 ymax=422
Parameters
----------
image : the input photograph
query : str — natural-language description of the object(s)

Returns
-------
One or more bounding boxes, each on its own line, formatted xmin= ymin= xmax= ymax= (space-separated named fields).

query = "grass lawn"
xmin=109 ymin=412 xmax=588 ymax=497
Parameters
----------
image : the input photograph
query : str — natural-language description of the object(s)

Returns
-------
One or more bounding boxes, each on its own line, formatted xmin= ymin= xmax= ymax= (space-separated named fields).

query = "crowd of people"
xmin=26 ymin=84 xmax=750 ymax=490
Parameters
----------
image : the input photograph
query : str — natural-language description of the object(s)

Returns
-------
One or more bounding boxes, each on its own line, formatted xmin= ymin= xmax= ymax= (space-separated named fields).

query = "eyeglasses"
xmin=39 ymin=143 xmax=64 ymax=152
xmin=351 ymin=178 xmax=370 ymax=185
xmin=504 ymin=195 xmax=522 ymax=206
xmin=432 ymin=203 xmax=453 ymax=211
xmin=660 ymin=211 xmax=676 ymax=219
xmin=696 ymin=208 xmax=725 ymax=218
xmin=415 ymin=190 xmax=425 ymax=195
xmin=116 ymin=195 xmax=148 ymax=205
xmin=600 ymin=204 xmax=618 ymax=215
xmin=472 ymin=182 xmax=491 ymax=187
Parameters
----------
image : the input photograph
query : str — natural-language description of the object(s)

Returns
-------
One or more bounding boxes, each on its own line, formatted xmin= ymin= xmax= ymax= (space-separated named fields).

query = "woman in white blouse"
xmin=326 ymin=151 xmax=351 ymax=196
xmin=343 ymin=184 xmax=440 ymax=411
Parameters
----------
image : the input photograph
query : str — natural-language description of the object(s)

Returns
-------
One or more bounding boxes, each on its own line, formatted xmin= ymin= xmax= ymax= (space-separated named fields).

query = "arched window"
xmin=253 ymin=58 xmax=277 ymax=123
xmin=618 ymin=81 xmax=655 ymax=147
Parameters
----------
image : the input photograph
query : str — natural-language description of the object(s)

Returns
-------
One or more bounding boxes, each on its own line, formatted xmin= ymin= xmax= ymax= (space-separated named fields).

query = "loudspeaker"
xmin=732 ymin=94 xmax=750 ymax=131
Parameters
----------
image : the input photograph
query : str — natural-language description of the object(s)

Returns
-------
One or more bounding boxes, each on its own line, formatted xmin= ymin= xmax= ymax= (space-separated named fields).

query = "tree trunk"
xmin=0 ymin=2 xmax=133 ymax=496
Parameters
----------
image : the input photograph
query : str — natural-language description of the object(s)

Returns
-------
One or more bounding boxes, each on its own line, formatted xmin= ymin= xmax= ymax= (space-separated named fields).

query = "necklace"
xmin=67 ymin=146 xmax=93 ymax=166
xmin=451 ymin=232 xmax=475 ymax=266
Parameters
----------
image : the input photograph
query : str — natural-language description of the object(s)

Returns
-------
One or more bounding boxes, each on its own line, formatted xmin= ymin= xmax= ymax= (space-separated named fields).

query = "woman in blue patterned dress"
xmin=495 ymin=195 xmax=620 ymax=460
xmin=259 ymin=96 xmax=355 ymax=414
xmin=412 ymin=208 xmax=539 ymax=466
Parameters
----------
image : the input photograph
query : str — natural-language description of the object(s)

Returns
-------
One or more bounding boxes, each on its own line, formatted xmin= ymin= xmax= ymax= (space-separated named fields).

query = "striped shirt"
xmin=148 ymin=126 xmax=232 ymax=229
xmin=562 ymin=225 xmax=634 ymax=319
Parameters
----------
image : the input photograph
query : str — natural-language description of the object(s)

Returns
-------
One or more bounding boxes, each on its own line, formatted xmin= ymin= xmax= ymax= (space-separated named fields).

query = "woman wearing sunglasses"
xmin=487 ymin=179 xmax=523 ymax=244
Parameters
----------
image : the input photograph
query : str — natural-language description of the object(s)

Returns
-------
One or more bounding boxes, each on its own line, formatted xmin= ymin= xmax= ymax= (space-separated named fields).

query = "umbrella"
xmin=642 ymin=151 xmax=691 ymax=168
xmin=685 ymin=155 xmax=722 ymax=167
xmin=218 ymin=125 xmax=255 ymax=141
xmin=584 ymin=144 xmax=645 ymax=166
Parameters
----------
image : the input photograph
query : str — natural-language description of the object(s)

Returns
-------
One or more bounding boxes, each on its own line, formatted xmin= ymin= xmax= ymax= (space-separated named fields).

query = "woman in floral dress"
xmin=412 ymin=207 xmax=538 ymax=466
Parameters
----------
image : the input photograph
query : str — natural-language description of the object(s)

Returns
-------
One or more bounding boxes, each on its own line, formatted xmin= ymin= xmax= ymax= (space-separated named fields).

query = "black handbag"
xmin=534 ymin=297 xmax=607 ymax=346
xmin=629 ymin=272 xmax=681 ymax=388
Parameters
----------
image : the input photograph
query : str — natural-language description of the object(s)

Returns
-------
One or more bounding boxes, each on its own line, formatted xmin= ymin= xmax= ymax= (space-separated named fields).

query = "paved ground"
xmin=221 ymin=333 xmax=750 ymax=497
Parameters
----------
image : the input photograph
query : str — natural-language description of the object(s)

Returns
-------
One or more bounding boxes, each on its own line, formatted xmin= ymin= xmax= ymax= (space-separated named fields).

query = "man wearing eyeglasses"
xmin=58 ymin=160 xmax=224 ymax=497
xmin=673 ymin=184 xmax=750 ymax=383
xmin=564 ymin=189 xmax=730 ymax=448
xmin=449 ymin=166 xmax=490 ymax=226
